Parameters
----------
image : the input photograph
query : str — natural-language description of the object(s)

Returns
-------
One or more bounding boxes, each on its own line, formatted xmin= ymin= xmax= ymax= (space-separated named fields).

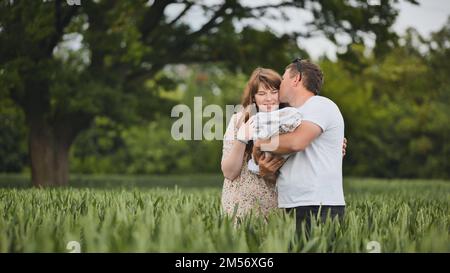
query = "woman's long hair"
xmin=238 ymin=68 xmax=285 ymax=161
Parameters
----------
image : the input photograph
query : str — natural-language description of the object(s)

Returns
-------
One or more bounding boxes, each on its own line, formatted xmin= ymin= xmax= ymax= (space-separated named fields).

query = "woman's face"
xmin=254 ymin=84 xmax=280 ymax=112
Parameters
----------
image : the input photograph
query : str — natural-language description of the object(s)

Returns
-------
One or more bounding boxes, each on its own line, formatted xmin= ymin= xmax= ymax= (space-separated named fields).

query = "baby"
xmin=247 ymin=106 xmax=303 ymax=174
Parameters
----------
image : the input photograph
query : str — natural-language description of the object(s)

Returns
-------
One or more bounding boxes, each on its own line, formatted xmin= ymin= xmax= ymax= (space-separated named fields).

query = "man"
xmin=254 ymin=58 xmax=346 ymax=235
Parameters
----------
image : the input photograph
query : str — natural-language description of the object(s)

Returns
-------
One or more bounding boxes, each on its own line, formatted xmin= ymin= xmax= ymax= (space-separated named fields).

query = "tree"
xmin=0 ymin=0 xmax=418 ymax=186
xmin=0 ymin=97 xmax=28 ymax=172
xmin=322 ymin=18 xmax=450 ymax=179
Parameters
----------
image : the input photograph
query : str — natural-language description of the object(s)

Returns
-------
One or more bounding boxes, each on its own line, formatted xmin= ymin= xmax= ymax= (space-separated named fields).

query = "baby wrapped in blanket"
xmin=248 ymin=107 xmax=303 ymax=174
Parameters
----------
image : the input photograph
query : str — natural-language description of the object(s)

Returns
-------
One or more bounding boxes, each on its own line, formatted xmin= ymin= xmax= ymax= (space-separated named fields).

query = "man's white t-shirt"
xmin=277 ymin=95 xmax=345 ymax=207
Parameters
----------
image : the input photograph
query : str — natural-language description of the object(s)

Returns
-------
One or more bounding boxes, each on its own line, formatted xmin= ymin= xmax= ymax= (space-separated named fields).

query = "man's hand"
xmin=252 ymin=142 xmax=263 ymax=163
xmin=259 ymin=153 xmax=286 ymax=177
xmin=253 ymin=145 xmax=286 ymax=179
xmin=342 ymin=137 xmax=347 ymax=157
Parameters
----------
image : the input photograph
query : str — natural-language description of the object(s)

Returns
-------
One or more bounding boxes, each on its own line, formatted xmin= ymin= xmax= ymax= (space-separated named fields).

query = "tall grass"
xmin=0 ymin=179 xmax=448 ymax=252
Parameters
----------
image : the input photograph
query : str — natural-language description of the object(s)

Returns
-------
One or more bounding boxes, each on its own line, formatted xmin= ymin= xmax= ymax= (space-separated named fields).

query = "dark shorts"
xmin=286 ymin=205 xmax=345 ymax=236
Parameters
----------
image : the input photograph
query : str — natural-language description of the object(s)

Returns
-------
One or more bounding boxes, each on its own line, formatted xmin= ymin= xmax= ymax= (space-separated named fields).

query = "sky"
xmin=62 ymin=1 xmax=450 ymax=61
xmin=166 ymin=0 xmax=450 ymax=60
xmin=304 ymin=0 xmax=450 ymax=59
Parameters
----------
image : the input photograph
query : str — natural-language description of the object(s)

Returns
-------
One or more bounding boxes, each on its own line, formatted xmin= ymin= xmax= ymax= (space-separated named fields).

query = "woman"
xmin=221 ymin=68 xmax=286 ymax=219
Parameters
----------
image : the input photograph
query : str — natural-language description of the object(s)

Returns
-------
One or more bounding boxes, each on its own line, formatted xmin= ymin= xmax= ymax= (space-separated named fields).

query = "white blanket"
xmin=248 ymin=107 xmax=303 ymax=174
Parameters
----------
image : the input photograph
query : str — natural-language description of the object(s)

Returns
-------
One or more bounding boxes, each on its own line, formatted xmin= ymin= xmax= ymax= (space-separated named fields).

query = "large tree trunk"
xmin=28 ymin=119 xmax=72 ymax=187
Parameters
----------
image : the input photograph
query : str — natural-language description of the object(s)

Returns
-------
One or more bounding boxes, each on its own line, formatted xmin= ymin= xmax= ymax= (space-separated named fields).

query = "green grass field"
xmin=0 ymin=176 xmax=448 ymax=252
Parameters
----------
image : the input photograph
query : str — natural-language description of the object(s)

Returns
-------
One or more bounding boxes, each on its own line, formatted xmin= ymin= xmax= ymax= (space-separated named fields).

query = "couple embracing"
xmin=221 ymin=58 xmax=347 ymax=235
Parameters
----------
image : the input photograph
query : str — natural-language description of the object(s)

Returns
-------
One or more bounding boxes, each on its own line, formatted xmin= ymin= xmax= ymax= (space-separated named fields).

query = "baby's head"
xmin=241 ymin=67 xmax=281 ymax=113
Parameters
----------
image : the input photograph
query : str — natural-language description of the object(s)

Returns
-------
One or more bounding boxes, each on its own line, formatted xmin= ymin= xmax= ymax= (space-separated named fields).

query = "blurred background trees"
xmin=0 ymin=0 xmax=449 ymax=186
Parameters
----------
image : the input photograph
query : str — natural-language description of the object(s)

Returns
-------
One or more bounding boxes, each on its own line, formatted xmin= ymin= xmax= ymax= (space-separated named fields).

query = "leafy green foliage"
xmin=0 ymin=98 xmax=27 ymax=172
xmin=0 ymin=1 xmax=448 ymax=180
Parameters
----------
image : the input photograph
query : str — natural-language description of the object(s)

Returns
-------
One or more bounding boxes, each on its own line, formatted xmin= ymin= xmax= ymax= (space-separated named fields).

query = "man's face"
xmin=279 ymin=69 xmax=293 ymax=103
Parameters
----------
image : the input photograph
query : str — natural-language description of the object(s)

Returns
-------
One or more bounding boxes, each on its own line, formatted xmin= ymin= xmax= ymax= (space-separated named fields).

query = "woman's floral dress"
xmin=221 ymin=112 xmax=278 ymax=219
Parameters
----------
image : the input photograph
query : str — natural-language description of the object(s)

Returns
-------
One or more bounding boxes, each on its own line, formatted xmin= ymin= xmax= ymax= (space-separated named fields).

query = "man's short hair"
xmin=286 ymin=60 xmax=324 ymax=95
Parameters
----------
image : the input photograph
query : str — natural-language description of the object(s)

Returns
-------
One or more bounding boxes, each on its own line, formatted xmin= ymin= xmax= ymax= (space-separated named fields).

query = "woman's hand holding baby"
xmin=236 ymin=116 xmax=255 ymax=144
